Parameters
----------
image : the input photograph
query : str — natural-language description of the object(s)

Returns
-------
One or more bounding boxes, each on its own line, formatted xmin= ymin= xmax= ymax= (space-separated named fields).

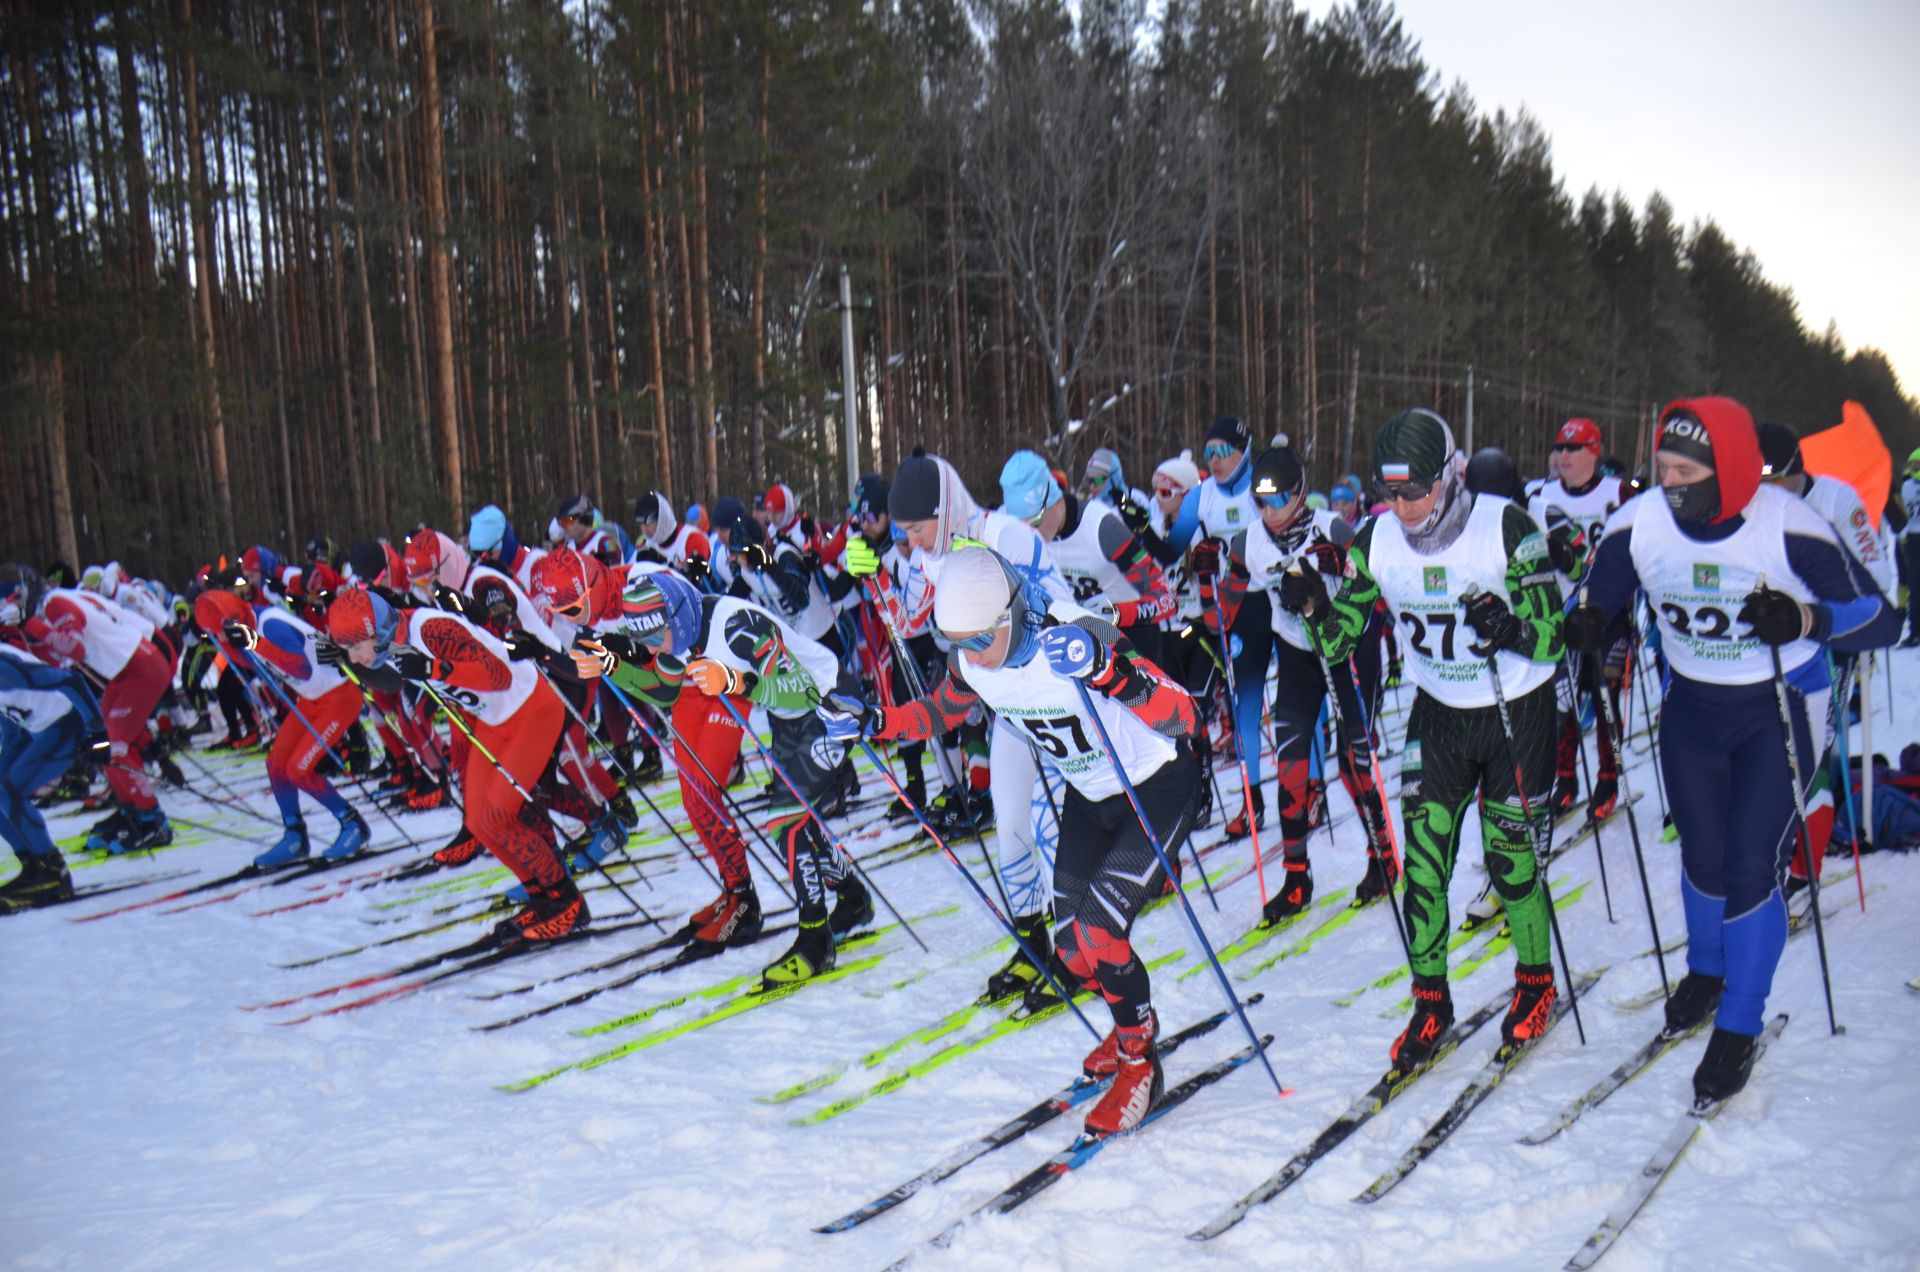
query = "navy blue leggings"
xmin=1661 ymin=676 xmax=1822 ymax=1036
xmin=1 ymin=715 xmax=85 ymax=859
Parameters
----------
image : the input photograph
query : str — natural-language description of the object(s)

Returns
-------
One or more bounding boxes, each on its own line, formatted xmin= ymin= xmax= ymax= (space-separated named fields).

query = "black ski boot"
xmin=1223 ymin=790 xmax=1265 ymax=842
xmin=1390 ymin=974 xmax=1454 ymax=1071
xmin=1693 ymin=1027 xmax=1762 ymax=1105
xmin=0 ymin=849 xmax=74 ymax=910
xmin=827 ymin=874 xmax=874 ymax=936
xmin=763 ymin=911 xmax=836 ymax=984
xmin=1353 ymin=850 xmax=1400 ymax=906
xmin=629 ymin=744 xmax=664 ymax=784
xmin=606 ymin=790 xmax=640 ymax=830
xmin=985 ymin=912 xmax=1053 ymax=1001
xmin=1501 ymin=963 xmax=1558 ymax=1051
xmin=888 ymin=774 xmax=928 ymax=824
xmin=1662 ymin=972 xmax=1725 ymax=1036
xmin=1259 ymin=858 xmax=1314 ymax=926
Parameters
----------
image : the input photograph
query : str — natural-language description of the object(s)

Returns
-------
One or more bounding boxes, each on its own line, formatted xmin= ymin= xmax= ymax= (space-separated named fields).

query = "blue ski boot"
xmin=254 ymin=818 xmax=310 ymax=869
xmin=84 ymin=807 xmax=131 ymax=854
xmin=109 ymin=807 xmax=174 ymax=856
xmin=323 ymin=810 xmax=371 ymax=861
xmin=566 ymin=811 xmax=626 ymax=875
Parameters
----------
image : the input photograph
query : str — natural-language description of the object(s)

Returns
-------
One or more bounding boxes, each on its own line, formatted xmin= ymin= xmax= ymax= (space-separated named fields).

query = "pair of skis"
xmin=812 ymin=1000 xmax=1265 ymax=1245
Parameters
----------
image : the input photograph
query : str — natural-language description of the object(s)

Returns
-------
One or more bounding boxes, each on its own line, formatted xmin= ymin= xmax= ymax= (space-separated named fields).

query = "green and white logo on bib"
xmin=1225 ymin=506 xmax=1242 ymax=525
xmin=1423 ymin=566 xmax=1447 ymax=596
xmin=1693 ymin=563 xmax=1719 ymax=591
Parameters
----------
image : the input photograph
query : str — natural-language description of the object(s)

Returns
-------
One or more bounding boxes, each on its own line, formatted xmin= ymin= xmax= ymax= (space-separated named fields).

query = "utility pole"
xmin=839 ymin=264 xmax=859 ymax=499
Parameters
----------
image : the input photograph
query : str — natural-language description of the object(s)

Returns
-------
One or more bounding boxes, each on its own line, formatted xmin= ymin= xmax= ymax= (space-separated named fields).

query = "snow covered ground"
xmin=5 ymin=653 xmax=1919 ymax=1271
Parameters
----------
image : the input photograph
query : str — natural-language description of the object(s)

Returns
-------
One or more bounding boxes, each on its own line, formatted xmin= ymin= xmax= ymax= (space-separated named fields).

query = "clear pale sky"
xmin=1298 ymin=0 xmax=1920 ymax=398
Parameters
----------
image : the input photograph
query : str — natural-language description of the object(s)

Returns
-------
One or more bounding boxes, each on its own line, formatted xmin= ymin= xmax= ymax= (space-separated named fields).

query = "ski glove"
xmin=1562 ymin=602 xmax=1610 ymax=653
xmin=221 ymin=619 xmax=258 ymax=651
xmin=1277 ymin=566 xmax=1328 ymax=622
xmin=1738 ymin=587 xmax=1812 ymax=646
xmin=844 ymin=536 xmax=880 ymax=578
xmin=503 ymin=630 xmax=547 ymax=662
xmin=433 ymin=583 xmax=484 ymax=624
xmin=1040 ymin=625 xmax=1108 ymax=680
xmin=735 ymin=543 xmax=772 ymax=574
xmin=686 ymin=658 xmax=746 ymax=698
xmin=1463 ymin=589 xmax=1526 ymax=654
xmin=568 ymin=637 xmax=613 ymax=680
xmin=593 ymin=632 xmax=645 ymax=665
xmin=1117 ymin=496 xmax=1151 ymax=536
xmin=1190 ymin=537 xmax=1224 ymax=583
xmin=818 ymin=691 xmax=879 ymax=741
xmin=1546 ymin=524 xmax=1580 ymax=576
xmin=390 ymin=647 xmax=451 ymax=682
xmin=682 ymin=554 xmax=709 ymax=587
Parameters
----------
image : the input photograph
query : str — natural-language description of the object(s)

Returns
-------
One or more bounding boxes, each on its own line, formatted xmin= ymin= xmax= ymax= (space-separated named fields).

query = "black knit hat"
xmin=1206 ymin=417 xmax=1252 ymax=453
xmin=890 ymin=446 xmax=942 ymax=523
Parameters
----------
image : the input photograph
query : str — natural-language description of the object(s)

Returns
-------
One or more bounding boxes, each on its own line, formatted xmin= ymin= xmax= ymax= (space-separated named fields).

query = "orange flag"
xmin=1801 ymin=401 xmax=1891 ymax=530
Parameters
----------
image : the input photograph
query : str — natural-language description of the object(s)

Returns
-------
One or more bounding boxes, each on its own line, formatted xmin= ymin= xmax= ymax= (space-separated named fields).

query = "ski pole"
xmin=1296 ymin=591 xmax=1413 ymax=965
xmin=1822 ymin=654 xmax=1867 ymax=912
xmin=1574 ymin=597 xmax=1670 ymax=998
xmin=1198 ymin=562 xmax=1270 ymax=908
xmin=862 ymin=577 xmax=1016 ymax=919
xmin=714 ymin=693 xmax=927 ymax=953
xmin=1856 ymin=651 xmax=1877 ymax=902
xmin=1068 ymin=678 xmax=1286 ymax=1098
xmin=337 ymin=662 xmax=465 ymax=813
xmin=533 ymin=674 xmax=672 ymax=894
xmin=1564 ymin=658 xmax=1617 ymax=924
xmin=164 ymin=741 xmax=282 ymax=829
xmin=848 ymin=735 xmax=1102 ymax=1042
xmin=413 ymin=678 xmax=663 ymax=931
xmin=594 ymin=672 xmax=796 ymax=904
xmin=233 ymin=644 xmax=423 ymax=852
xmin=1765 ymin=641 xmax=1841 ymax=1036
xmin=1465 ymin=591 xmax=1587 ymax=1047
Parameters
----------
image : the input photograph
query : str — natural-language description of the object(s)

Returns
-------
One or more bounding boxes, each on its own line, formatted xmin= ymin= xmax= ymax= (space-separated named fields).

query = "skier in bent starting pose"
xmin=818 ymin=545 xmax=1202 ymax=1135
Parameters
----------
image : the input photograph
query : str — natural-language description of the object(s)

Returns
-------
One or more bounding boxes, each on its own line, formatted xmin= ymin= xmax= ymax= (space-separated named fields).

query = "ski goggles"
xmin=1202 ymin=441 xmax=1237 ymax=462
xmin=943 ymin=611 xmax=1011 ymax=653
xmin=1078 ymin=472 xmax=1113 ymax=498
xmin=1254 ymin=487 xmax=1297 ymax=512
xmin=1152 ymin=481 xmax=1185 ymax=499
xmin=1376 ymin=477 xmax=1436 ymax=503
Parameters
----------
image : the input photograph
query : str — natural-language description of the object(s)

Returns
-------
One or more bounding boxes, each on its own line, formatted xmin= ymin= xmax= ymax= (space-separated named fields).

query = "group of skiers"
xmin=0 ymin=396 xmax=1903 ymax=1135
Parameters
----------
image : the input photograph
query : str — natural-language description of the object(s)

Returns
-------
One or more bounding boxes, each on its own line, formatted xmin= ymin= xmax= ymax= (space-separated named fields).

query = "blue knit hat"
xmin=998 ymin=450 xmax=1062 ymax=523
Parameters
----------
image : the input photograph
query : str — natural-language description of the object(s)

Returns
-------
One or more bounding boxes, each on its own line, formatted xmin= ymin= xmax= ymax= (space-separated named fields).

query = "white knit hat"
xmin=1153 ymin=450 xmax=1201 ymax=492
xmin=932 ymin=546 xmax=1014 ymax=637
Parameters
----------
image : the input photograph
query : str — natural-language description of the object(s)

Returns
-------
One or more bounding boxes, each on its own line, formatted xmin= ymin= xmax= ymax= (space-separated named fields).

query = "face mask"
xmin=1662 ymin=477 xmax=1720 ymax=525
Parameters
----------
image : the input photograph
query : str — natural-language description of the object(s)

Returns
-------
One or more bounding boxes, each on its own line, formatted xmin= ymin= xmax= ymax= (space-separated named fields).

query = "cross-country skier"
xmin=1530 ymin=418 xmax=1637 ymax=820
xmin=1569 ymin=398 xmax=1898 ymax=1099
xmin=1231 ymin=445 xmax=1397 ymax=921
xmin=0 ymin=635 xmax=104 ymax=908
xmin=6 ymin=564 xmax=175 ymax=854
xmin=888 ymin=448 xmax=1078 ymax=1002
xmin=328 ymin=586 xmax=590 ymax=941
xmin=1295 ymin=409 xmax=1567 ymax=1068
xmin=195 ymin=588 xmax=370 ymax=867
xmin=819 ymin=544 xmax=1202 ymax=1134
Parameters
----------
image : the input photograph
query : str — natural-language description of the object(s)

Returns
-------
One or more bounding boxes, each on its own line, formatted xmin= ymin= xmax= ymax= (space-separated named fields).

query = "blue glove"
xmin=818 ymin=690 xmax=878 ymax=741
xmin=1040 ymin=625 xmax=1108 ymax=680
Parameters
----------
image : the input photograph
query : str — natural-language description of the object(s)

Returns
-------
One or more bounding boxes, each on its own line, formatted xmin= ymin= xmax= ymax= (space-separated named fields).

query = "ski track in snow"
xmin=4 ymin=666 xmax=1920 ymax=1271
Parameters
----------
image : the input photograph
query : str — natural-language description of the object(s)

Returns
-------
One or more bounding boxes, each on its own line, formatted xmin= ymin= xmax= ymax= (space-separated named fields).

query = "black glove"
xmin=736 ymin=543 xmax=772 ymax=574
xmin=390 ymin=647 xmax=449 ymax=682
xmin=1546 ymin=524 xmax=1580 ymax=575
xmin=433 ymin=583 xmax=484 ymax=623
xmin=1562 ymin=603 xmax=1610 ymax=653
xmin=1739 ymin=587 xmax=1811 ymax=646
xmin=1277 ymin=567 xmax=1328 ymax=622
xmin=594 ymin=632 xmax=644 ymax=663
xmin=802 ymin=548 xmax=822 ymax=574
xmin=1463 ymin=590 xmax=1526 ymax=653
xmin=313 ymin=585 xmax=337 ymax=607
xmin=86 ymin=729 xmax=111 ymax=763
xmin=503 ymin=630 xmax=547 ymax=662
xmin=1117 ymin=497 xmax=1150 ymax=536
xmin=682 ymin=554 xmax=709 ymax=587
xmin=221 ymin=618 xmax=258 ymax=651
xmin=631 ymin=545 xmax=667 ymax=566
xmin=314 ymin=637 xmax=346 ymax=668
xmin=370 ymin=583 xmax=419 ymax=610
xmin=1191 ymin=538 xmax=1223 ymax=583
